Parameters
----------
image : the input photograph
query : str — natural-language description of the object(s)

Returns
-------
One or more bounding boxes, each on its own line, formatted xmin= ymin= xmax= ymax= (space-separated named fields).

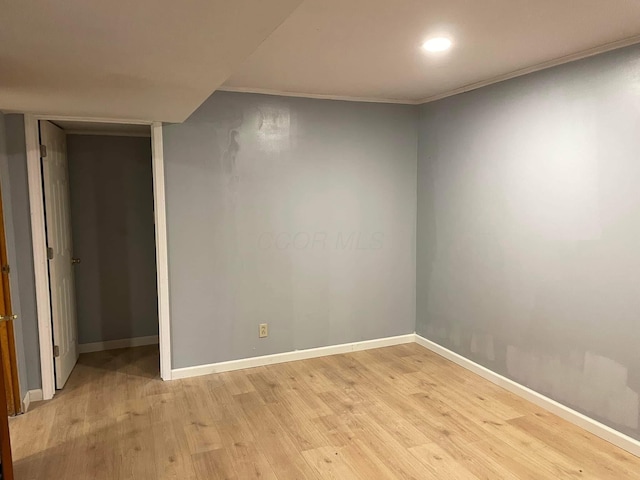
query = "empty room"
xmin=1 ymin=1 xmax=640 ymax=479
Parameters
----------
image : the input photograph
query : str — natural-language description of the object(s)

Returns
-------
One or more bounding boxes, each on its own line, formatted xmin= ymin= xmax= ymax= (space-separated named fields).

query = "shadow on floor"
xmin=75 ymin=344 xmax=160 ymax=380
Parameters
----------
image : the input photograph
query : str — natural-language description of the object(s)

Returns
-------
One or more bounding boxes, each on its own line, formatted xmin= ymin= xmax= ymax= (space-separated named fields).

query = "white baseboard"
xmin=78 ymin=335 xmax=159 ymax=354
xmin=171 ymin=334 xmax=416 ymax=380
xmin=414 ymin=334 xmax=640 ymax=458
xmin=22 ymin=389 xmax=43 ymax=413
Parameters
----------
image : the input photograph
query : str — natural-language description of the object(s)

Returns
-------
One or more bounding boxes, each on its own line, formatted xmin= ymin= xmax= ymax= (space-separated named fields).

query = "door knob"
xmin=0 ymin=314 xmax=18 ymax=322
xmin=72 ymin=258 xmax=81 ymax=265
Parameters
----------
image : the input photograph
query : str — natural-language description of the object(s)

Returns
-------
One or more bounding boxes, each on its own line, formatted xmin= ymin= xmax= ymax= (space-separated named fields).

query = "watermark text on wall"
xmin=258 ymin=231 xmax=384 ymax=250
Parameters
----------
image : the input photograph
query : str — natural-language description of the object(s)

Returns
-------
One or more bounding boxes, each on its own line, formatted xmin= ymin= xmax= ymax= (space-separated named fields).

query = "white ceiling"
xmin=0 ymin=0 xmax=302 ymax=122
xmin=3 ymin=1 xmax=640 ymax=122
xmin=223 ymin=0 xmax=640 ymax=103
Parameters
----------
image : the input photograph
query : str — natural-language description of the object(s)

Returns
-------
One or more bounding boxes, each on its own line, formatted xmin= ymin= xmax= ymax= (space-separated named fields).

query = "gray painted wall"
xmin=67 ymin=135 xmax=158 ymax=344
xmin=163 ymin=92 xmax=417 ymax=368
xmin=417 ymin=44 xmax=640 ymax=440
xmin=1 ymin=114 xmax=41 ymax=391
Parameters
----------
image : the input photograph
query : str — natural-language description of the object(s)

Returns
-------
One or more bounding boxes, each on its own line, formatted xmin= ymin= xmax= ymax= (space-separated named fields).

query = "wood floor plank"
xmin=8 ymin=344 xmax=640 ymax=479
xmin=191 ymin=447 xmax=238 ymax=480
xmin=301 ymin=446 xmax=364 ymax=480
xmin=408 ymin=442 xmax=481 ymax=480
xmin=226 ymin=441 xmax=279 ymax=480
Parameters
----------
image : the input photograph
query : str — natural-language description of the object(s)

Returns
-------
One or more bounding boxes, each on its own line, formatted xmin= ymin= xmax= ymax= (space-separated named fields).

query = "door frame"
xmin=0 ymin=182 xmax=23 ymax=415
xmin=24 ymin=114 xmax=172 ymax=400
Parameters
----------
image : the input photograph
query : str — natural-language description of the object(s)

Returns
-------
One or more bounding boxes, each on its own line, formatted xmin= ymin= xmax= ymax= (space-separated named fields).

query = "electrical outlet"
xmin=259 ymin=323 xmax=268 ymax=338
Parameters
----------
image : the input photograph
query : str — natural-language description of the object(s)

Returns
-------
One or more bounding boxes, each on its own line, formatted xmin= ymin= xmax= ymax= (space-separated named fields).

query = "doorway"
xmin=24 ymin=116 xmax=172 ymax=399
xmin=40 ymin=120 xmax=162 ymax=388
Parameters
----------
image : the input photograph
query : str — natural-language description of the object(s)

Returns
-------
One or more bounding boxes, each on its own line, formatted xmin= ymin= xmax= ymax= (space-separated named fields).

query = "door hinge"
xmin=40 ymin=144 xmax=47 ymax=158
xmin=53 ymin=345 xmax=60 ymax=357
xmin=47 ymin=247 xmax=54 ymax=260
xmin=1 ymin=264 xmax=9 ymax=274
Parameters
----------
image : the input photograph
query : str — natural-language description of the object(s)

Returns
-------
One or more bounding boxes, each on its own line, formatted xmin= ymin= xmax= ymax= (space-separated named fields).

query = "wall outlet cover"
xmin=259 ymin=323 xmax=268 ymax=338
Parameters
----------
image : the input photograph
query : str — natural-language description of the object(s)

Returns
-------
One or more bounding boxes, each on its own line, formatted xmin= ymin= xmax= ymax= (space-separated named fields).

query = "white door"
xmin=40 ymin=120 xmax=78 ymax=389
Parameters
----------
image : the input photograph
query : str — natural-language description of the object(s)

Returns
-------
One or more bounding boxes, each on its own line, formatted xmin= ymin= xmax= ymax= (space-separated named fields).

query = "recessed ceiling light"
xmin=422 ymin=37 xmax=452 ymax=53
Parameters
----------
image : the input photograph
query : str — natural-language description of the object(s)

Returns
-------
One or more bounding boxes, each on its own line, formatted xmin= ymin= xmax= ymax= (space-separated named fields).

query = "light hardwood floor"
xmin=9 ymin=344 xmax=640 ymax=479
